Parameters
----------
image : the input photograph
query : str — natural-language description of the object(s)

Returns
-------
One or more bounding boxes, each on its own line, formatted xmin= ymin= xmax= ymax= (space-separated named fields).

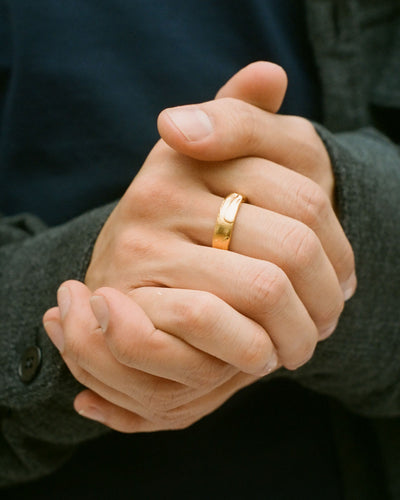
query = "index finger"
xmin=129 ymin=287 xmax=279 ymax=376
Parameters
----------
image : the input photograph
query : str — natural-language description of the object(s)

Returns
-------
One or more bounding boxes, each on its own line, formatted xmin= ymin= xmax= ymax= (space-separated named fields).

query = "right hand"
xmin=44 ymin=280 xmax=260 ymax=432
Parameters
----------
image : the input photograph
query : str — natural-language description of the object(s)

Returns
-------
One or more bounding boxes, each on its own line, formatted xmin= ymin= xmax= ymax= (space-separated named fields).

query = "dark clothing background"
xmin=0 ymin=0 xmax=320 ymax=225
xmin=4 ymin=380 xmax=346 ymax=499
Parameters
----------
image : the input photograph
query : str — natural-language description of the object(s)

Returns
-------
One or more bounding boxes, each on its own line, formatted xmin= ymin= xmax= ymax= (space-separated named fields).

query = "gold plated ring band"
xmin=212 ymin=192 xmax=247 ymax=250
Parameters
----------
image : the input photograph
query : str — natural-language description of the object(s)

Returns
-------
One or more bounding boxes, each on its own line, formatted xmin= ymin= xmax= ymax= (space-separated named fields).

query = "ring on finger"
xmin=212 ymin=193 xmax=246 ymax=250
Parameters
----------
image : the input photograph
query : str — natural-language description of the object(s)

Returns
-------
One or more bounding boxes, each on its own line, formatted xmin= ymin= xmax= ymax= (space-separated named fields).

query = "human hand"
xmin=157 ymin=60 xmax=356 ymax=297
xmin=44 ymin=61 xmax=355 ymax=429
xmin=43 ymin=280 xmax=260 ymax=431
xmin=85 ymin=62 xmax=355 ymax=374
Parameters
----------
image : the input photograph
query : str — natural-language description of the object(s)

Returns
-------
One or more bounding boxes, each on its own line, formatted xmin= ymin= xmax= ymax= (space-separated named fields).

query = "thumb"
xmin=215 ymin=61 xmax=288 ymax=113
xmin=157 ymin=61 xmax=288 ymax=162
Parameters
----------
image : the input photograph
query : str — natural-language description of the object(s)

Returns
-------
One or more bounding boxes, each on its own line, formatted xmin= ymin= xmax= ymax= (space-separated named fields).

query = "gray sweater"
xmin=1 ymin=0 xmax=399 ymax=497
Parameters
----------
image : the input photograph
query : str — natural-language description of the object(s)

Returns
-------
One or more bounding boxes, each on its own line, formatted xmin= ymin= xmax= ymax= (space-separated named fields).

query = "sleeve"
xmin=0 ymin=204 xmax=115 ymax=487
xmin=282 ymin=125 xmax=400 ymax=418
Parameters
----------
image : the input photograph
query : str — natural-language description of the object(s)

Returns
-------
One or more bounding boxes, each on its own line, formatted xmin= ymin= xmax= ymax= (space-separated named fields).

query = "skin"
xmin=44 ymin=282 xmax=262 ymax=432
xmin=43 ymin=62 xmax=356 ymax=432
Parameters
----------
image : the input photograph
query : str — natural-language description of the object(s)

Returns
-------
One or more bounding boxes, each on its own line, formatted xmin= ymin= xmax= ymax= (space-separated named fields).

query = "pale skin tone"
xmin=43 ymin=62 xmax=356 ymax=432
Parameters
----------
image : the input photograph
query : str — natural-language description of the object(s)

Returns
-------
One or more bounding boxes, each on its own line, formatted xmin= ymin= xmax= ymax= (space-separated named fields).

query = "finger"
xmin=158 ymin=188 xmax=345 ymax=336
xmin=68 ymin=360 xmax=163 ymax=423
xmin=54 ymin=281 xmax=236 ymax=395
xmin=63 ymin=345 xmax=200 ymax=415
xmin=215 ymin=61 xmax=288 ymax=112
xmin=137 ymin=144 xmax=355 ymax=299
xmin=71 ymin=362 xmax=255 ymax=430
xmin=158 ymin=97 xmax=275 ymax=162
xmin=167 ymin=371 xmax=258 ymax=427
xmin=74 ymin=388 xmax=150 ymax=432
xmin=128 ymin=287 xmax=279 ymax=375
xmin=153 ymin=241 xmax=319 ymax=370
xmin=158 ymin=95 xmax=328 ymax=176
xmin=196 ymin=157 xmax=356 ymax=299
xmin=74 ymin=372 xmax=257 ymax=433
xmin=92 ymin=287 xmax=243 ymax=383
xmin=157 ymin=62 xmax=287 ymax=163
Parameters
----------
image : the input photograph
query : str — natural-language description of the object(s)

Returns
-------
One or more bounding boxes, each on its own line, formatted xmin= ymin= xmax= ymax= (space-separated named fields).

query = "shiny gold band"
xmin=212 ymin=193 xmax=246 ymax=250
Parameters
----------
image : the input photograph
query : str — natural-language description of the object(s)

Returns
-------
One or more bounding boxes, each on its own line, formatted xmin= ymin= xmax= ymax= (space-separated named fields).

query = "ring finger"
xmin=171 ymin=189 xmax=344 ymax=337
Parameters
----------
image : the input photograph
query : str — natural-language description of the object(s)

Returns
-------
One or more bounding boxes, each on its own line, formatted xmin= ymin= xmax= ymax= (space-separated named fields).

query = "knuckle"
xmin=246 ymin=264 xmax=290 ymax=316
xmin=282 ymin=222 xmax=321 ymax=274
xmin=143 ymin=385 xmax=169 ymax=413
xmin=109 ymin=342 xmax=133 ymax=366
xmin=221 ymin=97 xmax=260 ymax=151
xmin=292 ymin=115 xmax=316 ymax=137
xmin=286 ymin=116 xmax=327 ymax=166
xmin=117 ymin=230 xmax=156 ymax=263
xmin=186 ymin=358 xmax=228 ymax=390
xmin=63 ymin=335 xmax=85 ymax=366
xmin=238 ymin=105 xmax=259 ymax=150
xmin=143 ymin=381 xmax=186 ymax=413
xmin=171 ymin=291 xmax=217 ymax=337
xmin=289 ymin=116 xmax=320 ymax=148
xmin=115 ymin=328 xmax=166 ymax=367
xmin=104 ymin=331 xmax=132 ymax=365
xmin=295 ymin=179 xmax=331 ymax=230
xmin=129 ymin=175 xmax=167 ymax=209
xmin=131 ymin=173 xmax=186 ymax=221
xmin=145 ymin=329 xmax=171 ymax=358
xmin=238 ymin=332 xmax=271 ymax=374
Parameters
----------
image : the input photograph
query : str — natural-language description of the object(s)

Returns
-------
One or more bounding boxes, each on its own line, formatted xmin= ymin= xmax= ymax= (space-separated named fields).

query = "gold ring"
xmin=212 ymin=193 xmax=246 ymax=250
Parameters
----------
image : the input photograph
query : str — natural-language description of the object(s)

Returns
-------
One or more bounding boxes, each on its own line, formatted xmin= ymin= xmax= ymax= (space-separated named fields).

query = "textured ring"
xmin=212 ymin=193 xmax=246 ymax=250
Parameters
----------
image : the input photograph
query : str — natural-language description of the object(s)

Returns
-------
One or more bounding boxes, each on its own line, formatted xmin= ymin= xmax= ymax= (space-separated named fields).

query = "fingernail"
xmin=341 ymin=272 xmax=357 ymax=301
xmin=320 ymin=321 xmax=338 ymax=340
xmin=166 ymin=107 xmax=213 ymax=141
xmin=57 ymin=286 xmax=71 ymax=320
xmin=79 ymin=406 xmax=105 ymax=424
xmin=262 ymin=351 xmax=279 ymax=375
xmin=90 ymin=295 xmax=109 ymax=332
xmin=44 ymin=320 xmax=65 ymax=352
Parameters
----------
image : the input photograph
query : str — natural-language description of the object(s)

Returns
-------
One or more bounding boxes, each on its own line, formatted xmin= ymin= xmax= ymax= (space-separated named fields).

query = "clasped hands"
xmin=43 ymin=62 xmax=356 ymax=432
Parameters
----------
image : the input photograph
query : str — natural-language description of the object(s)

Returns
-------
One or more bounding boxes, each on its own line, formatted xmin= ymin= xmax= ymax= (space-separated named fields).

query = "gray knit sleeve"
xmin=283 ymin=126 xmax=400 ymax=418
xmin=0 ymin=204 xmax=115 ymax=486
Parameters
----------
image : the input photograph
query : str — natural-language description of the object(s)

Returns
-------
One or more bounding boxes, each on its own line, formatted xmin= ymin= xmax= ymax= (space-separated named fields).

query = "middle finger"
xmin=175 ymin=189 xmax=344 ymax=338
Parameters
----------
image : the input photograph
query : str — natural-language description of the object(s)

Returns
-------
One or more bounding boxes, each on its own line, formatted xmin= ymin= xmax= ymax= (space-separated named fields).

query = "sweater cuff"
xmin=1 ymin=204 xmax=116 ymax=484
xmin=281 ymin=125 xmax=400 ymax=417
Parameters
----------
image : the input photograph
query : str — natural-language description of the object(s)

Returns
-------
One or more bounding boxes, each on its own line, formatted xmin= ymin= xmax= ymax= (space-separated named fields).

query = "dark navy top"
xmin=0 ymin=0 xmax=321 ymax=225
